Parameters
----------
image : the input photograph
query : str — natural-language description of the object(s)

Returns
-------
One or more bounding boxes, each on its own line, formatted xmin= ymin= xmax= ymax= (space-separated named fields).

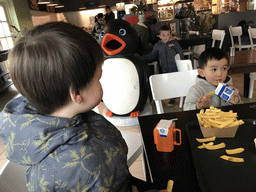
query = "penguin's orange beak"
xmin=101 ymin=33 xmax=126 ymax=56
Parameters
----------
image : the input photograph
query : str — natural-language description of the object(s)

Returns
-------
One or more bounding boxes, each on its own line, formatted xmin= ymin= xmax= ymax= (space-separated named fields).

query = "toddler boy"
xmin=184 ymin=48 xmax=242 ymax=111
xmin=143 ymin=24 xmax=184 ymax=74
xmin=143 ymin=24 xmax=184 ymax=106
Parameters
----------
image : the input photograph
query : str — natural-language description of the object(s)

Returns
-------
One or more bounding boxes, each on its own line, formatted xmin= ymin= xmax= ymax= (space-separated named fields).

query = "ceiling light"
xmin=47 ymin=0 xmax=58 ymax=6
xmin=55 ymin=4 xmax=64 ymax=8
xmin=38 ymin=0 xmax=50 ymax=4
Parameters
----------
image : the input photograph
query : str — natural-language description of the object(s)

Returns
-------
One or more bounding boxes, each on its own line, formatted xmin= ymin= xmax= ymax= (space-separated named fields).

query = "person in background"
xmin=143 ymin=24 xmax=184 ymax=106
xmin=183 ymin=48 xmax=242 ymax=111
xmin=133 ymin=15 xmax=157 ymax=56
xmin=105 ymin=6 xmax=115 ymax=23
xmin=91 ymin=13 xmax=105 ymax=38
xmin=0 ymin=21 xmax=133 ymax=191
xmin=144 ymin=15 xmax=157 ymax=45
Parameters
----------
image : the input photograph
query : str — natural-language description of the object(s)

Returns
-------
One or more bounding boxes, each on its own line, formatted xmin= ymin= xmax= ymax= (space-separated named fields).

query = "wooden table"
xmin=177 ymin=34 xmax=212 ymax=50
xmin=138 ymin=102 xmax=256 ymax=191
xmin=228 ymin=49 xmax=256 ymax=97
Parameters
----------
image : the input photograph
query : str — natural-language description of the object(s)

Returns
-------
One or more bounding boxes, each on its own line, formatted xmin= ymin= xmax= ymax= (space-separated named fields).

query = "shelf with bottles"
xmin=157 ymin=6 xmax=174 ymax=20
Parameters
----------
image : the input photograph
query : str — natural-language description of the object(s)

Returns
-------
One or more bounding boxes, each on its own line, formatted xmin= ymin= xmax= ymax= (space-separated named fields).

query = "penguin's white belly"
xmin=100 ymin=58 xmax=140 ymax=115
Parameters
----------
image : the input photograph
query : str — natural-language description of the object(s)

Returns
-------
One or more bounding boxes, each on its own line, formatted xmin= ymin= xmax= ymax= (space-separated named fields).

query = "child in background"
xmin=0 ymin=22 xmax=132 ymax=191
xmin=91 ymin=13 xmax=105 ymax=38
xmin=143 ymin=24 xmax=184 ymax=106
xmin=105 ymin=6 xmax=115 ymax=23
xmin=184 ymin=48 xmax=243 ymax=111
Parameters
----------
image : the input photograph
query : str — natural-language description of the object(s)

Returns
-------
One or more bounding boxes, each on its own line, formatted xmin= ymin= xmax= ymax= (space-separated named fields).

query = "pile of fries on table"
xmin=196 ymin=106 xmax=244 ymax=128
xmin=195 ymin=106 xmax=245 ymax=163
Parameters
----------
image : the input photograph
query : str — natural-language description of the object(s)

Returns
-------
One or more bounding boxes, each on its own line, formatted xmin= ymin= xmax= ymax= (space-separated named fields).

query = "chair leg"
xmin=155 ymin=100 xmax=164 ymax=114
xmin=179 ymin=97 xmax=184 ymax=108
xmin=249 ymin=78 xmax=255 ymax=99
xmin=193 ymin=59 xmax=198 ymax=69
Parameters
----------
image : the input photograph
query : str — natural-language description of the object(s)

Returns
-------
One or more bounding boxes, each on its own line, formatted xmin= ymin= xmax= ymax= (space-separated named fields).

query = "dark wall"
xmin=29 ymin=0 xmax=131 ymax=12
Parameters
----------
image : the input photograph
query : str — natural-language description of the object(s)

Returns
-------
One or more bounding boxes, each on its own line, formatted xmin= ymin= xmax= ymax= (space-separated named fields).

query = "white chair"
xmin=183 ymin=31 xmax=199 ymax=60
xmin=148 ymin=61 xmax=159 ymax=74
xmin=148 ymin=54 xmax=181 ymax=75
xmin=175 ymin=59 xmax=193 ymax=108
xmin=193 ymin=30 xmax=226 ymax=69
xmin=174 ymin=53 xmax=181 ymax=60
xmin=175 ymin=59 xmax=193 ymax=72
xmin=248 ymin=26 xmax=256 ymax=49
xmin=248 ymin=26 xmax=256 ymax=99
xmin=0 ymin=160 xmax=29 ymax=192
xmin=212 ymin=29 xmax=226 ymax=49
xmin=248 ymin=72 xmax=256 ymax=99
xmin=229 ymin=26 xmax=251 ymax=51
xmin=149 ymin=69 xmax=198 ymax=114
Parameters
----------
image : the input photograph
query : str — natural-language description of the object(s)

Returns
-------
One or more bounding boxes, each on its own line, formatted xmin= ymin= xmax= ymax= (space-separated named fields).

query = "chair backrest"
xmin=0 ymin=160 xmax=29 ymax=192
xmin=191 ymin=44 xmax=205 ymax=55
xmin=149 ymin=69 xmax=198 ymax=114
xmin=248 ymin=26 xmax=256 ymax=49
xmin=175 ymin=59 xmax=193 ymax=71
xmin=229 ymin=26 xmax=242 ymax=49
xmin=174 ymin=54 xmax=180 ymax=60
xmin=212 ymin=29 xmax=225 ymax=49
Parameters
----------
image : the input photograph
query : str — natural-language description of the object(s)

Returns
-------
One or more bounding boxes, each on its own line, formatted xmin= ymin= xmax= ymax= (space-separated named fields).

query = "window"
xmin=0 ymin=5 xmax=13 ymax=50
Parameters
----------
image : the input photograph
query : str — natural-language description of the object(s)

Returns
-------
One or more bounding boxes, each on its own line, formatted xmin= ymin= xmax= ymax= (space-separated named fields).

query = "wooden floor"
xmin=1 ymin=73 xmax=256 ymax=180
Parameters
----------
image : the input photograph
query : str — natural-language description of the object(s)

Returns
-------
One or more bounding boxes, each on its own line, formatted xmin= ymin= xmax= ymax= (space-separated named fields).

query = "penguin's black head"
xmin=99 ymin=20 xmax=139 ymax=56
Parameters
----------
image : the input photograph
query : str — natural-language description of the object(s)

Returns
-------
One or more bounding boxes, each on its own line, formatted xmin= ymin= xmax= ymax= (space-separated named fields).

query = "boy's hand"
xmin=196 ymin=95 xmax=211 ymax=109
xmin=229 ymin=86 xmax=240 ymax=104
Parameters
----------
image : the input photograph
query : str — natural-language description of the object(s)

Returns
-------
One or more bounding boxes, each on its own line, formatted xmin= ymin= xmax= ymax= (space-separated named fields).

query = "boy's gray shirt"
xmin=143 ymin=39 xmax=184 ymax=73
xmin=0 ymin=96 xmax=131 ymax=192
xmin=183 ymin=75 xmax=243 ymax=111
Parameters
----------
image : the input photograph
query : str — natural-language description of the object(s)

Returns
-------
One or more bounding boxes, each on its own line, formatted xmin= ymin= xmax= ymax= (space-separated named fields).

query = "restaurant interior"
xmin=1 ymin=0 xmax=256 ymax=191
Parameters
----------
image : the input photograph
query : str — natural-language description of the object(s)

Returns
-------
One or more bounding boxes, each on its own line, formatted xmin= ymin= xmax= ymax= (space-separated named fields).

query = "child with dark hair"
xmin=143 ymin=24 xmax=184 ymax=106
xmin=91 ymin=13 xmax=105 ymax=37
xmin=0 ymin=22 xmax=133 ymax=191
xmin=184 ymin=47 xmax=242 ymax=111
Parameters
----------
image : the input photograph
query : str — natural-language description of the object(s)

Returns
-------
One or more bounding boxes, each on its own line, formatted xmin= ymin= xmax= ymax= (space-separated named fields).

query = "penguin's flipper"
xmin=106 ymin=110 xmax=113 ymax=117
xmin=130 ymin=111 xmax=140 ymax=118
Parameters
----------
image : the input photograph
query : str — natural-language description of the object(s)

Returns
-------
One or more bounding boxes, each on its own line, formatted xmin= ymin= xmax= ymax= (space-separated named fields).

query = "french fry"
xmin=225 ymin=148 xmax=244 ymax=155
xmin=206 ymin=91 xmax=215 ymax=96
xmin=203 ymin=142 xmax=226 ymax=150
xmin=198 ymin=142 xmax=214 ymax=149
xmin=167 ymin=180 xmax=174 ymax=192
xmin=226 ymin=120 xmax=244 ymax=127
xmin=220 ymin=155 xmax=244 ymax=163
xmin=196 ymin=136 xmax=216 ymax=143
xmin=219 ymin=119 xmax=236 ymax=128
xmin=208 ymin=119 xmax=223 ymax=128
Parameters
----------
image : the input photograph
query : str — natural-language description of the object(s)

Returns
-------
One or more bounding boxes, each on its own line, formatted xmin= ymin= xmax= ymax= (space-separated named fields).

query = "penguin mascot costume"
xmin=99 ymin=19 xmax=152 ymax=118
